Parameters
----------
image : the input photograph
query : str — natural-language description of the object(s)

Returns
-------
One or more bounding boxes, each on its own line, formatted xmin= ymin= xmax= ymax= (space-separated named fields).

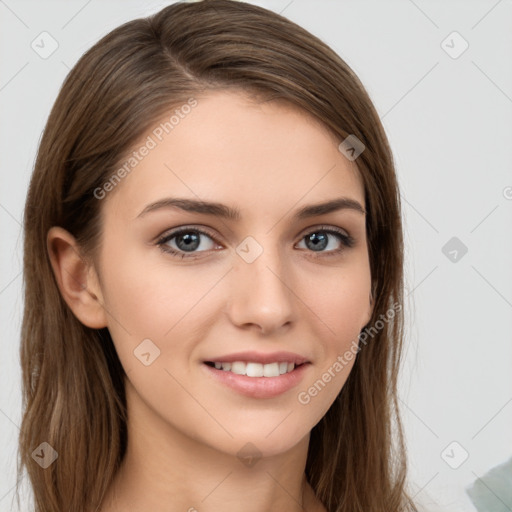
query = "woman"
xmin=17 ymin=1 xmax=419 ymax=511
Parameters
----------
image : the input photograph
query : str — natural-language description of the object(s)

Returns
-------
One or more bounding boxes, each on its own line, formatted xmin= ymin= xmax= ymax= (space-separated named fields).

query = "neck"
xmin=98 ymin=379 xmax=322 ymax=512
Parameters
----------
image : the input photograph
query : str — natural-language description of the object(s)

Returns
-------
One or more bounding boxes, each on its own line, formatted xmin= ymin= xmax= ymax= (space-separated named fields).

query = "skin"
xmin=48 ymin=90 xmax=373 ymax=512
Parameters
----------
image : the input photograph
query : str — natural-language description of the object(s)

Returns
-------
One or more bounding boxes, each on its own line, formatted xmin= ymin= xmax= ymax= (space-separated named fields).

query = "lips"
xmin=201 ymin=350 xmax=311 ymax=398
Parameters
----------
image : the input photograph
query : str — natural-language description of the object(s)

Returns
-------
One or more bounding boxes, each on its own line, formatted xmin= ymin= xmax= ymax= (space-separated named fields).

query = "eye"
xmin=156 ymin=225 xmax=355 ymax=259
xmin=296 ymin=225 xmax=355 ymax=257
xmin=156 ymin=227 xmax=219 ymax=259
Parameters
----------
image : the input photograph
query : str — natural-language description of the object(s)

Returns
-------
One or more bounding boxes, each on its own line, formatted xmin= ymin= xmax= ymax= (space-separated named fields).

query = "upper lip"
xmin=204 ymin=351 xmax=310 ymax=365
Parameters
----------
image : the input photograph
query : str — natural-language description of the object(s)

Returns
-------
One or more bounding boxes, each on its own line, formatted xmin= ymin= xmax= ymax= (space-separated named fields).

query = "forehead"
xmin=105 ymin=90 xmax=365 ymax=220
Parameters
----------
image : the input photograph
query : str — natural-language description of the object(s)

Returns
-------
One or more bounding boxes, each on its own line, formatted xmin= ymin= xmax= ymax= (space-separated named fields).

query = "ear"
xmin=47 ymin=227 xmax=108 ymax=329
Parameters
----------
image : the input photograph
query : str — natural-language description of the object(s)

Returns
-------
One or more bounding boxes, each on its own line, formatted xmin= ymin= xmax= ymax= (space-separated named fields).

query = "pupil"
xmin=308 ymin=232 xmax=327 ymax=251
xmin=178 ymin=232 xmax=199 ymax=251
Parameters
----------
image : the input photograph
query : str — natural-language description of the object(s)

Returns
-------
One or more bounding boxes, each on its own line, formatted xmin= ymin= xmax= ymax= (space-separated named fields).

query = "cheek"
xmin=97 ymin=238 xmax=229 ymax=392
xmin=297 ymin=263 xmax=370 ymax=393
xmin=98 ymin=237 xmax=215 ymax=336
xmin=303 ymin=261 xmax=371 ymax=343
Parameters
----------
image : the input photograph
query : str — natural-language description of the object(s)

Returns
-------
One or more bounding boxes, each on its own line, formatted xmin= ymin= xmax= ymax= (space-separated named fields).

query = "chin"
xmin=205 ymin=421 xmax=311 ymax=461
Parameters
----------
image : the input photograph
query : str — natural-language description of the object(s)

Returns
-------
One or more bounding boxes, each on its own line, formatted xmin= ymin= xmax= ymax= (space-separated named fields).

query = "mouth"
xmin=204 ymin=360 xmax=305 ymax=377
xmin=201 ymin=358 xmax=311 ymax=399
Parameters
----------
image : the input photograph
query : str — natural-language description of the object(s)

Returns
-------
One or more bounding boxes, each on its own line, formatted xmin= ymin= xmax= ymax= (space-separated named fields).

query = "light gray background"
xmin=1 ymin=1 xmax=511 ymax=511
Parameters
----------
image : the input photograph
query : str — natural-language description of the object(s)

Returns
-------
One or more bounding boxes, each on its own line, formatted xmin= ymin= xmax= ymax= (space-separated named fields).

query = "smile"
xmin=204 ymin=361 xmax=297 ymax=377
xmin=202 ymin=361 xmax=310 ymax=399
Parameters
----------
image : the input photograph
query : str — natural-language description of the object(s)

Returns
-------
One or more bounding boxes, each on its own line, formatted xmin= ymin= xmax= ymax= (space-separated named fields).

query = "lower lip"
xmin=201 ymin=362 xmax=311 ymax=399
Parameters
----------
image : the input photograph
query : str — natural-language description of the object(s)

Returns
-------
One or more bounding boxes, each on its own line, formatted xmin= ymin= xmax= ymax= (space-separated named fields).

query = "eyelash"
xmin=155 ymin=225 xmax=355 ymax=260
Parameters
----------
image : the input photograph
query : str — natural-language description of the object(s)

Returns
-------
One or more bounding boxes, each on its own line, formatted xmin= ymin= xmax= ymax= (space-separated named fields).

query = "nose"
xmin=226 ymin=244 xmax=295 ymax=335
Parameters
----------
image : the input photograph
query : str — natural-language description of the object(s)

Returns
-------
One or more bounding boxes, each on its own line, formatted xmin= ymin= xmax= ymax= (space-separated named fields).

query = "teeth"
xmin=263 ymin=362 xmax=279 ymax=377
xmin=231 ymin=361 xmax=246 ymax=375
xmin=213 ymin=361 xmax=297 ymax=377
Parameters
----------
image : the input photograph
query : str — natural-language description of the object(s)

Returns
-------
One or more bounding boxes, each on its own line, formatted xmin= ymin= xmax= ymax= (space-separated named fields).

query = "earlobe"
xmin=47 ymin=227 xmax=108 ymax=329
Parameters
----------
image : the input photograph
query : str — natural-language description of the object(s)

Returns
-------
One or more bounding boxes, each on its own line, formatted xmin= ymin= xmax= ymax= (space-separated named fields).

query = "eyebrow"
xmin=137 ymin=196 xmax=366 ymax=221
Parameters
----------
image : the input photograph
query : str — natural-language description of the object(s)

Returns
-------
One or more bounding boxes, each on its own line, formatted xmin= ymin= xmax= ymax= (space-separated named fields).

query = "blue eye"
xmin=297 ymin=228 xmax=355 ymax=254
xmin=157 ymin=227 xmax=219 ymax=258
xmin=156 ymin=225 xmax=355 ymax=259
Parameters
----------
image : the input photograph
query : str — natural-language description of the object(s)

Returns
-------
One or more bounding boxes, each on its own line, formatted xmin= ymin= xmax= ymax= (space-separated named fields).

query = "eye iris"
xmin=162 ymin=228 xmax=345 ymax=256
xmin=176 ymin=232 xmax=200 ymax=252
xmin=306 ymin=232 xmax=328 ymax=251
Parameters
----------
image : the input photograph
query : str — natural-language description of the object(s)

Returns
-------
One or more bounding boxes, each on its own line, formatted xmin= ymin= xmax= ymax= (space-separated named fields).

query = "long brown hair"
xmin=17 ymin=1 xmax=418 ymax=510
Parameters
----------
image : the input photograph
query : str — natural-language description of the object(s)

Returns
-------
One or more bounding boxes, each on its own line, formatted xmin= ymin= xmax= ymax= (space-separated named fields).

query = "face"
xmin=93 ymin=90 xmax=373 ymax=458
